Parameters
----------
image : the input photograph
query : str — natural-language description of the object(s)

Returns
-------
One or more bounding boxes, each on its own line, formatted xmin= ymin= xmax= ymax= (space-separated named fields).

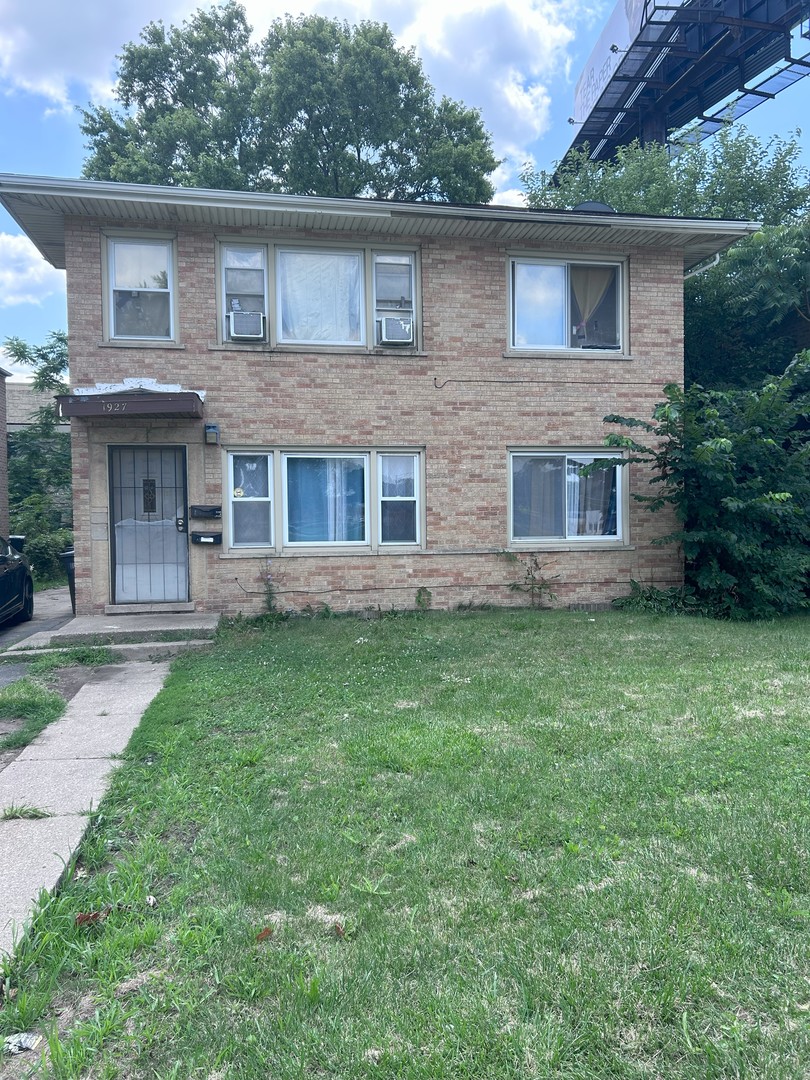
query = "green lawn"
xmin=2 ymin=610 xmax=810 ymax=1078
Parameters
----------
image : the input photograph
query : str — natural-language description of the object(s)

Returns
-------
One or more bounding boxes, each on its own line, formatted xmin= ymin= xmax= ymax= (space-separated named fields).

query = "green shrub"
xmin=604 ymin=353 xmax=810 ymax=619
xmin=23 ymin=529 xmax=74 ymax=581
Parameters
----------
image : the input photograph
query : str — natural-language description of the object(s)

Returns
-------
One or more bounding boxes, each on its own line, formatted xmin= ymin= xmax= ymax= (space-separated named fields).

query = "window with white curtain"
xmin=510 ymin=258 xmax=622 ymax=351
xmin=277 ymin=249 xmax=364 ymax=345
xmin=510 ymin=452 xmax=623 ymax=542
xmin=284 ymin=454 xmax=368 ymax=543
xmin=227 ymin=450 xmax=423 ymax=550
xmin=217 ymin=242 xmax=418 ymax=348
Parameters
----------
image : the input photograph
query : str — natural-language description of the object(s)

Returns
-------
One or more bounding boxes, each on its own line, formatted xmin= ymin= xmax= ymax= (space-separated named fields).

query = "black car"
xmin=0 ymin=538 xmax=33 ymax=625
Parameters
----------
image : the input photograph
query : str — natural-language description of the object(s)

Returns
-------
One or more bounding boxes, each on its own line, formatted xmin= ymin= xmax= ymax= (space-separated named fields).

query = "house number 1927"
xmin=102 ymin=402 xmax=127 ymax=412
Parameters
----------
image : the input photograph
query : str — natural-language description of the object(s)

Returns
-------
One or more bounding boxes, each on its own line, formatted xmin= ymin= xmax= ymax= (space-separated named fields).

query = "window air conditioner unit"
xmin=228 ymin=311 xmax=265 ymax=340
xmin=379 ymin=316 xmax=413 ymax=345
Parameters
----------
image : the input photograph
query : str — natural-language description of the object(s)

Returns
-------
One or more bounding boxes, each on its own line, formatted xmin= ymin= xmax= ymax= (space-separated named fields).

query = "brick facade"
xmin=63 ymin=215 xmax=685 ymax=616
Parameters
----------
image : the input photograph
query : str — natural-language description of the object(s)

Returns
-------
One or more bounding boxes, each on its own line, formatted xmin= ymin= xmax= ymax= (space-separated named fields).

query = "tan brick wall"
xmin=64 ymin=217 xmax=684 ymax=615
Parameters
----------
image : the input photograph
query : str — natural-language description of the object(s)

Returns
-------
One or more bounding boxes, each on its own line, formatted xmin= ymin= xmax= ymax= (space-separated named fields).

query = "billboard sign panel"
xmin=574 ymin=0 xmax=650 ymax=126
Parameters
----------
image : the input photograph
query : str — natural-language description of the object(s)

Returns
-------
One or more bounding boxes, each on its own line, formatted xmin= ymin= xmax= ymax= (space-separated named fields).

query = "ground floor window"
xmin=227 ymin=448 xmax=422 ymax=551
xmin=510 ymin=451 xmax=624 ymax=543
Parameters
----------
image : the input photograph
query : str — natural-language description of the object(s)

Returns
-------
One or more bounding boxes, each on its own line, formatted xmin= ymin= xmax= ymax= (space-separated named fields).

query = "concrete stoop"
xmin=1 ymin=612 xmax=220 ymax=663
xmin=5 ymin=638 xmax=214 ymax=662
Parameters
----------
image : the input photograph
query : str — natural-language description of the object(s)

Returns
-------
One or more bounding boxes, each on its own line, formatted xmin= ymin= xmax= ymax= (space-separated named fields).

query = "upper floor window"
xmin=218 ymin=241 xmax=417 ymax=349
xmin=278 ymin=249 xmax=364 ymax=346
xmin=510 ymin=451 xmax=624 ymax=543
xmin=373 ymin=253 xmax=415 ymax=346
xmin=510 ymin=258 xmax=623 ymax=352
xmin=109 ymin=238 xmax=174 ymax=340
xmin=223 ymin=244 xmax=267 ymax=342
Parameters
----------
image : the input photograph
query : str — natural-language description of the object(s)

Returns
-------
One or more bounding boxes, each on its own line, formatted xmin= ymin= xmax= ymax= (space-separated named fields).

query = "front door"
xmin=109 ymin=446 xmax=188 ymax=604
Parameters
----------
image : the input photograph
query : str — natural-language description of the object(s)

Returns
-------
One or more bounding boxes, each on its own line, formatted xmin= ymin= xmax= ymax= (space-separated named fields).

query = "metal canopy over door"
xmin=109 ymin=446 xmax=189 ymax=603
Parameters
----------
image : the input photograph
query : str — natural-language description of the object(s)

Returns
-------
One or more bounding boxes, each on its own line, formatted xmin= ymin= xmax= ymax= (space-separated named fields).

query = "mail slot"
xmin=191 ymin=531 xmax=223 ymax=545
xmin=190 ymin=504 xmax=222 ymax=519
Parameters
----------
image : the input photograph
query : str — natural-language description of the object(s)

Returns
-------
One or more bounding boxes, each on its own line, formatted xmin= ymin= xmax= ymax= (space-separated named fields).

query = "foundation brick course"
xmin=63 ymin=215 xmax=685 ymax=615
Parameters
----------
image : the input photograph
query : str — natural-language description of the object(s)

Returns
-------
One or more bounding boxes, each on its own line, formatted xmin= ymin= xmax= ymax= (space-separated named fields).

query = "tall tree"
xmin=81 ymin=3 xmax=498 ymax=203
xmin=4 ymin=332 xmax=73 ymax=577
xmin=522 ymin=128 xmax=810 ymax=388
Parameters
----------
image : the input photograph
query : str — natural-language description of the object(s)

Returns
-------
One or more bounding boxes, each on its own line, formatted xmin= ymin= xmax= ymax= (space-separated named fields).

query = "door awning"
xmin=56 ymin=378 xmax=205 ymax=420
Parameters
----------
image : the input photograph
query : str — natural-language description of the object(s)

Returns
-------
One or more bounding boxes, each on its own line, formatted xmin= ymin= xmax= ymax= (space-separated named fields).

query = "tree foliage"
xmin=81 ymin=3 xmax=498 ymax=203
xmin=522 ymin=128 xmax=810 ymax=388
xmin=522 ymin=126 xmax=810 ymax=224
xmin=603 ymin=354 xmax=810 ymax=619
xmin=4 ymin=332 xmax=72 ymax=578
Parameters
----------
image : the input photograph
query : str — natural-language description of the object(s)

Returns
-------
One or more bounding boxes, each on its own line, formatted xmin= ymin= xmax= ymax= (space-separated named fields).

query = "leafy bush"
xmin=604 ymin=353 xmax=810 ymax=619
xmin=22 ymin=528 xmax=74 ymax=582
xmin=613 ymin=581 xmax=713 ymax=616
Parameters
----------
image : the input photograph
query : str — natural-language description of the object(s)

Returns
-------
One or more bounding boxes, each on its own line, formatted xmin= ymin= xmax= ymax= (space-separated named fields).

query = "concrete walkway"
xmin=0 ymin=661 xmax=170 ymax=957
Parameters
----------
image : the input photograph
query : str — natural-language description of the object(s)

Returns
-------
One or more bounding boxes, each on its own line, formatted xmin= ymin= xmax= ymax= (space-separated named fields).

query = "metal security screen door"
xmin=109 ymin=447 xmax=189 ymax=603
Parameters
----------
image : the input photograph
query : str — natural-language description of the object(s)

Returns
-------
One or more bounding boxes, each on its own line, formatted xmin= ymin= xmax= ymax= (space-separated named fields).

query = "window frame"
xmin=224 ymin=448 xmax=425 ymax=554
xmin=216 ymin=239 xmax=420 ymax=350
xmin=508 ymin=449 xmax=627 ymax=547
xmin=282 ymin=451 xmax=370 ymax=547
xmin=378 ymin=452 xmax=420 ymax=546
xmin=229 ymin=452 xmax=274 ymax=549
xmin=105 ymin=233 xmax=177 ymax=342
xmin=508 ymin=254 xmax=626 ymax=354
xmin=276 ymin=247 xmax=366 ymax=348
xmin=221 ymin=242 xmax=269 ymax=343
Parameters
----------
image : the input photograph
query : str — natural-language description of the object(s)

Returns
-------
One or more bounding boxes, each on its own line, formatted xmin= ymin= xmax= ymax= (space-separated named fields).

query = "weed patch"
xmin=0 ymin=679 xmax=64 ymax=752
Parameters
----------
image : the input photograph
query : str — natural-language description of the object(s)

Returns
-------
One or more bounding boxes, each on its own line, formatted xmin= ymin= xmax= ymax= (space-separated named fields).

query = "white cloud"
xmin=492 ymin=187 xmax=528 ymax=206
xmin=0 ymin=0 xmax=595 ymax=150
xmin=0 ymin=0 xmax=583 ymax=193
xmin=0 ymin=0 xmax=198 ymax=106
xmin=0 ymin=234 xmax=65 ymax=308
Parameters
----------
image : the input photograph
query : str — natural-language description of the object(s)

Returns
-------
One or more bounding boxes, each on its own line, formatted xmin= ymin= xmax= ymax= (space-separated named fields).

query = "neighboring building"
xmin=0 ymin=175 xmax=756 ymax=616
xmin=6 ymin=381 xmax=70 ymax=434
xmin=0 ymin=367 xmax=9 ymax=538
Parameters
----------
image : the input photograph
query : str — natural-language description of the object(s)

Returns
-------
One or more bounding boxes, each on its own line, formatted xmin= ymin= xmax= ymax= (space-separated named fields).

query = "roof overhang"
xmin=0 ymin=174 xmax=760 ymax=273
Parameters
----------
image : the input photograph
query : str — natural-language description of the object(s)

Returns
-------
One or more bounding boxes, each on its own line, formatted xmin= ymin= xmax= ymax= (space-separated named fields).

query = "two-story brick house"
xmin=0 ymin=175 xmax=755 ymax=615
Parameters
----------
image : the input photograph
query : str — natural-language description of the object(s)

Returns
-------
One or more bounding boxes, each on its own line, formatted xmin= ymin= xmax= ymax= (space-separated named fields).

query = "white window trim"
xmin=378 ymin=452 xmax=420 ymax=547
xmin=105 ymin=233 xmax=177 ymax=342
xmin=229 ymin=452 xmax=274 ymax=549
xmin=508 ymin=449 xmax=628 ymax=548
xmin=282 ymin=452 xmax=370 ymax=546
xmin=221 ymin=242 xmax=269 ymax=344
xmin=215 ymin=239 xmax=419 ymax=350
xmin=276 ymin=247 xmax=366 ymax=348
xmin=224 ymin=448 xmax=425 ymax=554
xmin=508 ymin=254 xmax=626 ymax=355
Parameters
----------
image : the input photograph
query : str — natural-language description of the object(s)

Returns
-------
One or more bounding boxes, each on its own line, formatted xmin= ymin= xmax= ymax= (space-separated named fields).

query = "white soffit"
xmin=0 ymin=174 xmax=760 ymax=272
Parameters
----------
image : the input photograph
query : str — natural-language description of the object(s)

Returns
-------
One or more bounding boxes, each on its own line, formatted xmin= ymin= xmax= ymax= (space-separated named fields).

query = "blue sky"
xmin=1 ymin=0 xmax=807 ymax=371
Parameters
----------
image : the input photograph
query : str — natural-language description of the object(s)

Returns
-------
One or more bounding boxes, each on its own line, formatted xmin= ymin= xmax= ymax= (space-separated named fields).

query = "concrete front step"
xmin=4 ymin=639 xmax=214 ymax=662
xmin=3 ymin=612 xmax=219 ymax=655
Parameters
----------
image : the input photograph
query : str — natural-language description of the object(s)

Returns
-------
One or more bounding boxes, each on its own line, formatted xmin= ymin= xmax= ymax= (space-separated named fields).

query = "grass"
xmin=1 ymin=803 xmax=52 ymax=820
xmin=1 ymin=609 xmax=809 ymax=1078
xmin=32 ymin=574 xmax=69 ymax=593
xmin=51 ymin=630 xmax=213 ymax=647
xmin=26 ymin=646 xmax=117 ymax=676
xmin=0 ymin=648 xmax=115 ymax=753
xmin=0 ymin=679 xmax=65 ymax=752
